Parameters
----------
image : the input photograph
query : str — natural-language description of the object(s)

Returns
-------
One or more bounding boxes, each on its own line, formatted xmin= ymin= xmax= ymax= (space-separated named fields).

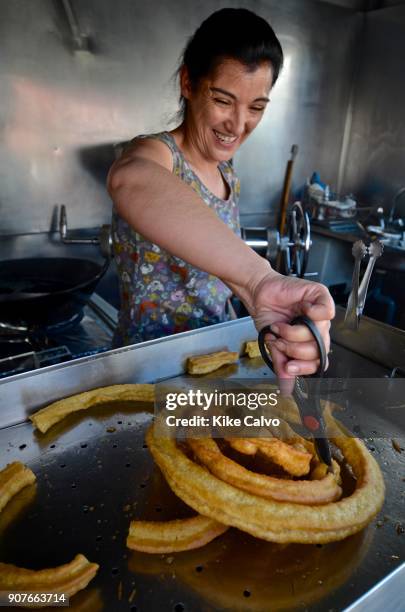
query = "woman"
xmin=108 ymin=8 xmax=334 ymax=383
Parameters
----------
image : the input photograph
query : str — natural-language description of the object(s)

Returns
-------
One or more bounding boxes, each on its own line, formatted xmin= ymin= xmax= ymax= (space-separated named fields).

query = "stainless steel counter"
xmin=312 ymin=224 xmax=362 ymax=244
xmin=0 ymin=313 xmax=404 ymax=611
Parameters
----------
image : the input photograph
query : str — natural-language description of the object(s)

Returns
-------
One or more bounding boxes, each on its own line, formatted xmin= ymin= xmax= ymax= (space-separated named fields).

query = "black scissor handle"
xmin=258 ymin=315 xmax=327 ymax=377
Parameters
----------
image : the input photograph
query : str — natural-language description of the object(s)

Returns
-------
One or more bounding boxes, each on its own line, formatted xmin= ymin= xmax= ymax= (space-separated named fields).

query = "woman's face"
xmin=181 ymin=58 xmax=273 ymax=163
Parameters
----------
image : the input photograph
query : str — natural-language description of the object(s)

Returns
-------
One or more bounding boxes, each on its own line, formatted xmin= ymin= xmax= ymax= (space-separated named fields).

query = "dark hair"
xmin=177 ymin=8 xmax=283 ymax=116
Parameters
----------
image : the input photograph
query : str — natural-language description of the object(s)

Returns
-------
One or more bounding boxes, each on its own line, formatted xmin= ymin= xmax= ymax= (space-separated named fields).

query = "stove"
xmin=0 ymin=294 xmax=117 ymax=379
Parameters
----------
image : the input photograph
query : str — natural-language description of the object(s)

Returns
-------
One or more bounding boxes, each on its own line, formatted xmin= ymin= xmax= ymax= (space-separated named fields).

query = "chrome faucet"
xmin=388 ymin=187 xmax=405 ymax=223
xmin=376 ymin=207 xmax=385 ymax=230
xmin=59 ymin=205 xmax=112 ymax=258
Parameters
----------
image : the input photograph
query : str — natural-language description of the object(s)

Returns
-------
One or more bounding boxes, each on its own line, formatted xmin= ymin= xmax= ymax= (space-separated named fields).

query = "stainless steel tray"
xmin=0 ymin=315 xmax=404 ymax=611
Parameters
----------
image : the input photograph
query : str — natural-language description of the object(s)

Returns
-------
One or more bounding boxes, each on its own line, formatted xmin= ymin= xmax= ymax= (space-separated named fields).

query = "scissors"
xmin=258 ymin=315 xmax=333 ymax=468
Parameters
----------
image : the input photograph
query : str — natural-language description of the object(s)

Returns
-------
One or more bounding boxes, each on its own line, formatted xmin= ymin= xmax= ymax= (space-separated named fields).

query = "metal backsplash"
xmin=0 ymin=0 xmax=359 ymax=236
xmin=342 ymin=5 xmax=405 ymax=209
xmin=235 ymin=1 xmax=360 ymax=227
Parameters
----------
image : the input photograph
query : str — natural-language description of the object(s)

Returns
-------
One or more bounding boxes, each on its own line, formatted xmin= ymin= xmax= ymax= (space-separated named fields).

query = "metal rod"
xmin=61 ymin=0 xmax=86 ymax=51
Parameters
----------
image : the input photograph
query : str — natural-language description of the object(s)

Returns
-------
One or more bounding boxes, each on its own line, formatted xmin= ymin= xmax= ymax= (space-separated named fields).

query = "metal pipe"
xmin=61 ymin=0 xmax=88 ymax=51
xmin=59 ymin=205 xmax=100 ymax=245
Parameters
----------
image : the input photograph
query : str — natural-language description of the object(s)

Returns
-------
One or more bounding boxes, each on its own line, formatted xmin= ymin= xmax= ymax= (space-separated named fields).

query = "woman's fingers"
xmin=301 ymin=298 xmax=335 ymax=322
xmin=267 ymin=342 xmax=322 ymax=377
xmin=270 ymin=320 xmax=331 ymax=355
xmin=265 ymin=326 xmax=329 ymax=378
xmin=265 ymin=342 xmax=295 ymax=380
xmin=265 ymin=338 xmax=316 ymax=374
xmin=282 ymin=359 xmax=321 ymax=376
xmin=274 ymin=339 xmax=321 ymax=361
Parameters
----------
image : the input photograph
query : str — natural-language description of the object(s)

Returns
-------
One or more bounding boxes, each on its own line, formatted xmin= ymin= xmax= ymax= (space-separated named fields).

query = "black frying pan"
xmin=0 ymin=257 xmax=109 ymax=328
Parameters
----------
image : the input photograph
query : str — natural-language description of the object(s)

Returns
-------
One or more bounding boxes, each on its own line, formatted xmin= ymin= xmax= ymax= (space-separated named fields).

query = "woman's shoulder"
xmin=134 ymin=131 xmax=177 ymax=150
xmin=119 ymin=132 xmax=175 ymax=172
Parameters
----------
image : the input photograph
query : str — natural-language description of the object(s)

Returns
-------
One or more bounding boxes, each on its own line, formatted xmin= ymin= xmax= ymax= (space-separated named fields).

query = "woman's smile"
xmin=212 ymin=129 xmax=239 ymax=147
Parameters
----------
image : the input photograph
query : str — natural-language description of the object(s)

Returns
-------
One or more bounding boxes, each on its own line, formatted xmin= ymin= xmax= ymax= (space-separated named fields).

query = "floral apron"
xmin=111 ymin=131 xmax=240 ymax=346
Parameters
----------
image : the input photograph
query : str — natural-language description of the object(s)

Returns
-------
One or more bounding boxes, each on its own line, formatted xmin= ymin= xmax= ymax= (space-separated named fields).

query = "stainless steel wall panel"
xmin=234 ymin=2 xmax=361 ymax=227
xmin=0 ymin=0 xmax=359 ymax=235
xmin=319 ymin=0 xmax=366 ymax=8
xmin=306 ymin=232 xmax=354 ymax=287
xmin=342 ymin=6 xmax=405 ymax=208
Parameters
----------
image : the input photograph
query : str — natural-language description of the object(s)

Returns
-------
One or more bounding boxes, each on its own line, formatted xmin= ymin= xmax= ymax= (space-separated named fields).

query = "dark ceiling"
xmin=319 ymin=0 xmax=405 ymax=10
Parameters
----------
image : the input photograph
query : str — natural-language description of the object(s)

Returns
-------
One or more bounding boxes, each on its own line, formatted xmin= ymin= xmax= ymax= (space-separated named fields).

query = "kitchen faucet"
xmin=388 ymin=187 xmax=405 ymax=223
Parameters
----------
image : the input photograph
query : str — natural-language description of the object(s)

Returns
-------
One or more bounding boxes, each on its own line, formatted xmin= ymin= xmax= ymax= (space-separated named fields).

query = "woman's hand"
xmin=248 ymin=271 xmax=335 ymax=383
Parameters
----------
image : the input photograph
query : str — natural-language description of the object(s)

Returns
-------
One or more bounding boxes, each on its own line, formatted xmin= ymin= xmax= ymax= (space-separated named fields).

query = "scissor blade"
xmin=315 ymin=437 xmax=333 ymax=468
xmin=293 ymin=378 xmax=333 ymax=468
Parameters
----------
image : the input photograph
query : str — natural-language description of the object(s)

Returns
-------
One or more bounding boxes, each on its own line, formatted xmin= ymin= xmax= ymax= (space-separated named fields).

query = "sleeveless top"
xmin=111 ymin=131 xmax=241 ymax=346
